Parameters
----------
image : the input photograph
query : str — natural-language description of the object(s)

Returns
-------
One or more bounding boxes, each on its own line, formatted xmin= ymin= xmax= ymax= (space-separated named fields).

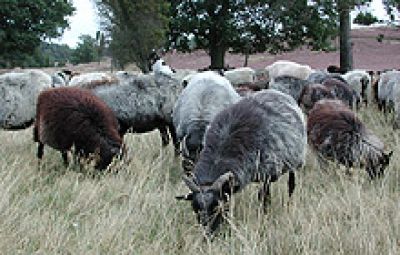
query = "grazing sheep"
xmin=298 ymin=83 xmax=336 ymax=112
xmin=307 ymin=99 xmax=392 ymax=178
xmin=34 ymin=87 xmax=122 ymax=170
xmin=176 ymin=89 xmax=307 ymax=234
xmin=223 ymin=67 xmax=256 ymax=87
xmin=173 ymin=71 xmax=240 ymax=170
xmin=270 ymin=75 xmax=310 ymax=101
xmin=322 ymin=78 xmax=360 ymax=109
xmin=266 ymin=60 xmax=313 ymax=83
xmin=342 ymin=70 xmax=372 ymax=106
xmin=377 ymin=70 xmax=400 ymax=112
xmin=0 ymin=70 xmax=52 ymax=129
xmin=93 ymin=73 xmax=182 ymax=151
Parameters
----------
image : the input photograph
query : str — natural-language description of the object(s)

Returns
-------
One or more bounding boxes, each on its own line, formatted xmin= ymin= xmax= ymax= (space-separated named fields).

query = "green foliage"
xmin=354 ymin=12 xmax=378 ymax=25
xmin=169 ymin=1 xmax=340 ymax=69
xmin=71 ymin=35 xmax=99 ymax=65
xmin=95 ymin=0 xmax=170 ymax=72
xmin=0 ymin=0 xmax=75 ymax=68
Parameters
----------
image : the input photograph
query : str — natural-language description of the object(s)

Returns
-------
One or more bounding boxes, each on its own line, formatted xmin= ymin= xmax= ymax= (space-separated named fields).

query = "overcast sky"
xmin=57 ymin=0 xmax=394 ymax=48
xmin=56 ymin=0 xmax=100 ymax=48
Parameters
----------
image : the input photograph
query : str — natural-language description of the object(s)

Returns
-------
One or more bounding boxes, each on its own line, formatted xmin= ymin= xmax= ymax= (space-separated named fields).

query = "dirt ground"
xmin=164 ymin=26 xmax=400 ymax=71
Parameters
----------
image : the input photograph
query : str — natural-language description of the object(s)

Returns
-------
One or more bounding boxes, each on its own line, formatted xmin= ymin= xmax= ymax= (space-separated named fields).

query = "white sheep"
xmin=173 ymin=71 xmax=241 ymax=169
xmin=341 ymin=70 xmax=372 ymax=106
xmin=224 ymin=67 xmax=256 ymax=87
xmin=377 ymin=70 xmax=400 ymax=112
xmin=69 ymin=72 xmax=116 ymax=87
xmin=266 ymin=60 xmax=313 ymax=83
xmin=0 ymin=70 xmax=52 ymax=129
xmin=151 ymin=59 xmax=175 ymax=76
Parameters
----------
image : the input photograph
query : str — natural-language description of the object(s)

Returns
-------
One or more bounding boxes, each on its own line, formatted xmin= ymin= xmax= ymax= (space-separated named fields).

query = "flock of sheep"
xmin=0 ymin=58 xmax=397 ymax=236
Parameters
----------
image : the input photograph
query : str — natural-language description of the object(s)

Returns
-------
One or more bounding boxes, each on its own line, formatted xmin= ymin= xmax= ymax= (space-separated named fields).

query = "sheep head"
xmin=176 ymin=172 xmax=236 ymax=235
xmin=366 ymin=150 xmax=393 ymax=179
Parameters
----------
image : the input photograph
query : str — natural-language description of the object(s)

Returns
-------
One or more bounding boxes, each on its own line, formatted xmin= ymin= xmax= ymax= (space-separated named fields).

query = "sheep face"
xmin=365 ymin=151 xmax=393 ymax=179
xmin=96 ymin=140 xmax=122 ymax=170
xmin=176 ymin=172 xmax=235 ymax=235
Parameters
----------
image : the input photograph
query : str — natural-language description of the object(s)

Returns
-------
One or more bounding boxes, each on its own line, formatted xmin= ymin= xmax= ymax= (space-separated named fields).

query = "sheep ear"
xmin=176 ymin=193 xmax=194 ymax=201
xmin=386 ymin=150 xmax=394 ymax=159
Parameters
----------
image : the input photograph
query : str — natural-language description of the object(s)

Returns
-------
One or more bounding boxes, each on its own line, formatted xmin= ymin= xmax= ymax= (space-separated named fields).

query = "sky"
xmin=56 ymin=0 xmax=100 ymax=48
xmin=57 ymin=0 xmax=396 ymax=48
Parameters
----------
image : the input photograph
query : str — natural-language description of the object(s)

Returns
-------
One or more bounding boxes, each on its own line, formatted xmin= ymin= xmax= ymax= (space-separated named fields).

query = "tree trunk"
xmin=339 ymin=2 xmax=353 ymax=72
xmin=244 ymin=53 xmax=249 ymax=67
xmin=209 ymin=45 xmax=225 ymax=70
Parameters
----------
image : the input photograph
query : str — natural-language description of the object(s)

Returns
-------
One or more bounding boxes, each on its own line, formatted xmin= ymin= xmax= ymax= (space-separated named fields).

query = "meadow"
xmin=0 ymin=104 xmax=399 ymax=254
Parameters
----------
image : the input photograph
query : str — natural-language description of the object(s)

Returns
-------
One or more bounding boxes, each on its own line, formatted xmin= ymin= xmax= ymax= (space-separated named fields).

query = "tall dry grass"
xmin=0 ymin=106 xmax=399 ymax=254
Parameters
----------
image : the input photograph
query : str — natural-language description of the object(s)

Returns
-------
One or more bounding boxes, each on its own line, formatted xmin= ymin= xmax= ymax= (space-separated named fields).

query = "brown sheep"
xmin=307 ymin=99 xmax=392 ymax=179
xmin=34 ymin=87 xmax=122 ymax=170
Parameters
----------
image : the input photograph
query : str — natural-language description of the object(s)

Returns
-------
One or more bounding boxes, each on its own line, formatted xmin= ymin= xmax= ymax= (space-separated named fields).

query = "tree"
xmin=71 ymin=35 xmax=99 ymax=64
xmin=169 ymin=1 xmax=339 ymax=69
xmin=95 ymin=0 xmax=170 ymax=72
xmin=0 ymin=0 xmax=75 ymax=67
xmin=338 ymin=0 xmax=353 ymax=72
xmin=353 ymin=12 xmax=378 ymax=25
xmin=96 ymin=31 xmax=106 ymax=64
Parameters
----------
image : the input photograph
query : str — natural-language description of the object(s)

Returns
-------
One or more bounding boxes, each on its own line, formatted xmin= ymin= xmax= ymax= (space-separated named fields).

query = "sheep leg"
xmin=288 ymin=171 xmax=295 ymax=197
xmin=159 ymin=126 xmax=170 ymax=146
xmin=61 ymin=151 xmax=68 ymax=167
xmin=37 ymin=142 xmax=44 ymax=168
xmin=258 ymin=177 xmax=271 ymax=212
xmin=168 ymin=123 xmax=180 ymax=155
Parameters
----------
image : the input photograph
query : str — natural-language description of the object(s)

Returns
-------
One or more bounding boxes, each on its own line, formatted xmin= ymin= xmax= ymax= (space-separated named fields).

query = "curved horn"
xmin=183 ymin=174 xmax=200 ymax=193
xmin=210 ymin=172 xmax=235 ymax=192
xmin=181 ymin=135 xmax=190 ymax=157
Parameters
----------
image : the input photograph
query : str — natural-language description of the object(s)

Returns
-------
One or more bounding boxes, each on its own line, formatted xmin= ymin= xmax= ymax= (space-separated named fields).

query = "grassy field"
xmin=0 ymin=105 xmax=399 ymax=254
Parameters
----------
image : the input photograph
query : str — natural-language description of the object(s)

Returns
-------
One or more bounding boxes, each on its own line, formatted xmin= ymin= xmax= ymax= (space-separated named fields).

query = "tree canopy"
xmin=95 ymin=0 xmax=170 ymax=72
xmin=169 ymin=1 xmax=339 ymax=69
xmin=71 ymin=35 xmax=100 ymax=65
xmin=0 ymin=0 xmax=75 ymax=67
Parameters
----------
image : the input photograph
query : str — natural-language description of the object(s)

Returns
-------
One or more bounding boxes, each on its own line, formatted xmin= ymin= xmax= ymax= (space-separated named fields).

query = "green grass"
xmin=0 ymin=105 xmax=399 ymax=254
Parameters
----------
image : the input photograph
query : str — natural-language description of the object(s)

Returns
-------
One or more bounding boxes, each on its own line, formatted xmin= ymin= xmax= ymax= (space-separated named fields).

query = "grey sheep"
xmin=270 ymin=75 xmax=311 ymax=101
xmin=93 ymin=73 xmax=183 ymax=151
xmin=177 ymin=89 xmax=307 ymax=235
xmin=0 ymin=70 xmax=52 ymax=129
xmin=173 ymin=71 xmax=241 ymax=171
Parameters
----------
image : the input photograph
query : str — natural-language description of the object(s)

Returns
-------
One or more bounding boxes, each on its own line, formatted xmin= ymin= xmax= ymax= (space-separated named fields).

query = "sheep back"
xmin=266 ymin=60 xmax=313 ymax=83
xmin=269 ymin=75 xmax=310 ymax=101
xmin=94 ymin=73 xmax=182 ymax=134
xmin=193 ymin=89 xmax=307 ymax=189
